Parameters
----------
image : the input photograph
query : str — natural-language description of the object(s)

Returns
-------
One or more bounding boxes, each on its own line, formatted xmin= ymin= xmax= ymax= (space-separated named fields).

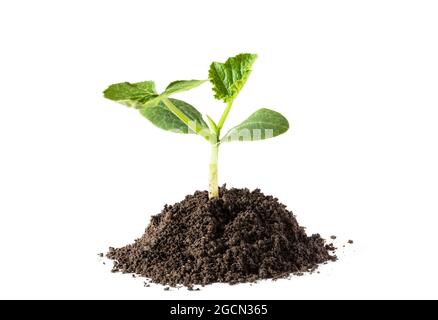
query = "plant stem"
xmin=217 ymin=100 xmax=234 ymax=134
xmin=209 ymin=140 xmax=219 ymax=199
xmin=208 ymin=99 xmax=234 ymax=199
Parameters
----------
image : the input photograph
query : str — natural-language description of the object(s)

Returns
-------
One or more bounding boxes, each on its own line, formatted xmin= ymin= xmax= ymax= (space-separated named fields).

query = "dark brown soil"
xmin=107 ymin=187 xmax=336 ymax=287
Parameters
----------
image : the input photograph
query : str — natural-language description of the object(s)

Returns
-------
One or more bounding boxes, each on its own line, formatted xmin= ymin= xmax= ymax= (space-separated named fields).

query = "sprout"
xmin=104 ymin=53 xmax=289 ymax=199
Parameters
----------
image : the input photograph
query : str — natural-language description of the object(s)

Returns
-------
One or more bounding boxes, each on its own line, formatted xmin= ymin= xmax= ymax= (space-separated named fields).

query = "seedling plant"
xmin=104 ymin=53 xmax=289 ymax=199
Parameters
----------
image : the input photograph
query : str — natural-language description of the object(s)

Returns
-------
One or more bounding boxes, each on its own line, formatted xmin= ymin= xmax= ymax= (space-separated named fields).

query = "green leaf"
xmin=103 ymin=81 xmax=159 ymax=109
xmin=206 ymin=115 xmax=218 ymax=134
xmin=208 ymin=53 xmax=258 ymax=103
xmin=221 ymin=108 xmax=289 ymax=143
xmin=164 ymin=80 xmax=206 ymax=95
xmin=140 ymin=98 xmax=209 ymax=134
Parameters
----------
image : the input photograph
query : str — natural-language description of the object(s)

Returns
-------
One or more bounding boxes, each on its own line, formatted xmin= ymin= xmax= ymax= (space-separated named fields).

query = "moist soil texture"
xmin=107 ymin=187 xmax=336 ymax=287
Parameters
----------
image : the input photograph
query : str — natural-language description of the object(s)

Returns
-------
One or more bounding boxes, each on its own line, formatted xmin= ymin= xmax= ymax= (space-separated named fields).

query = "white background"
xmin=1 ymin=0 xmax=437 ymax=300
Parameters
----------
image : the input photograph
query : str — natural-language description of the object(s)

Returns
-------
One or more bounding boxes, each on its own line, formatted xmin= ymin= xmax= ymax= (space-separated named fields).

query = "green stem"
xmin=208 ymin=99 xmax=235 ymax=198
xmin=216 ymin=100 xmax=234 ymax=135
xmin=209 ymin=140 xmax=219 ymax=199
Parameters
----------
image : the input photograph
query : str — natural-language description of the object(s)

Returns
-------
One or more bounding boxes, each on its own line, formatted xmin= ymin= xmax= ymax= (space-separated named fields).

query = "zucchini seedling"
xmin=104 ymin=53 xmax=289 ymax=199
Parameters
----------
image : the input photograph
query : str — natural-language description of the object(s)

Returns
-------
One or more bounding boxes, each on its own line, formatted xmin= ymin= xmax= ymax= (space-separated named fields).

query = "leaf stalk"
xmin=217 ymin=100 xmax=234 ymax=135
xmin=161 ymin=97 xmax=198 ymax=134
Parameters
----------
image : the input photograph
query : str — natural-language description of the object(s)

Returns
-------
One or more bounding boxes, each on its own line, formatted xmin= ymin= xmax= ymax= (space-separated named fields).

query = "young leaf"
xmin=103 ymin=81 xmax=159 ymax=109
xmin=208 ymin=53 xmax=258 ymax=103
xmin=140 ymin=98 xmax=209 ymax=134
xmin=164 ymin=80 xmax=206 ymax=96
xmin=206 ymin=115 xmax=218 ymax=134
xmin=221 ymin=108 xmax=289 ymax=143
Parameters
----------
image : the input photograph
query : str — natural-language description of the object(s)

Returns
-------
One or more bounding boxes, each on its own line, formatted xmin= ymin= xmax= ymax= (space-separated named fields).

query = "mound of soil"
xmin=107 ymin=187 xmax=336 ymax=287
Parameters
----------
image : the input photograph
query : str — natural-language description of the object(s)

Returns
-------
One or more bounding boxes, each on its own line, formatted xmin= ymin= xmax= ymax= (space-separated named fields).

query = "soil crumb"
xmin=107 ymin=187 xmax=336 ymax=287
xmin=188 ymin=287 xmax=201 ymax=291
xmin=348 ymin=240 xmax=354 ymax=244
